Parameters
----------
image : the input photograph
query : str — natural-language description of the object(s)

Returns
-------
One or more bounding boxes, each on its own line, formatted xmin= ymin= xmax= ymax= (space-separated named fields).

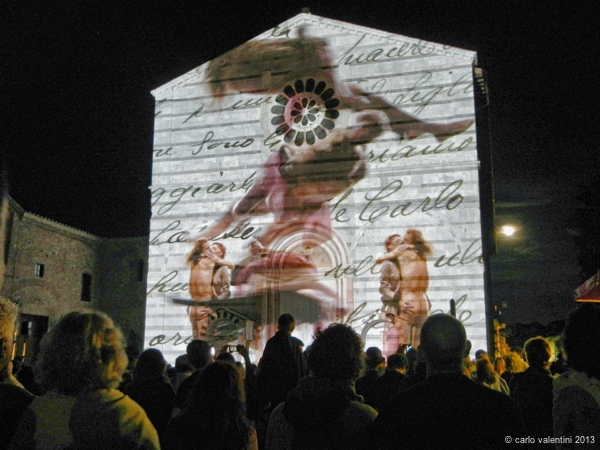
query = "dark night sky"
xmin=3 ymin=2 xmax=597 ymax=325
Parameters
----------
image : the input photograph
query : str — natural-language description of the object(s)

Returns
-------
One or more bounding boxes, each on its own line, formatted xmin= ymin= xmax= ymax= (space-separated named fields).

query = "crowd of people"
xmin=2 ymin=297 xmax=600 ymax=449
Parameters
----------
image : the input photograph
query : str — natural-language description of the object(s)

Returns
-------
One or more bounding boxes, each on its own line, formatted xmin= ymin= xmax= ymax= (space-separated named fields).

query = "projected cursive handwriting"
xmin=207 ymin=172 xmax=255 ymax=195
xmin=149 ymin=332 xmax=193 ymax=347
xmin=149 ymin=220 xmax=261 ymax=246
xmin=337 ymin=35 xmax=435 ymax=66
xmin=150 ymin=221 xmax=196 ymax=246
xmin=369 ymin=137 xmax=473 ymax=163
xmin=191 ymin=131 xmax=254 ymax=155
xmin=153 ymin=147 xmax=174 ymax=158
xmin=434 ymin=238 xmax=483 ymax=267
xmin=391 ymin=72 xmax=473 ymax=115
xmin=430 ymin=294 xmax=472 ymax=323
xmin=154 ymin=98 xmax=167 ymax=117
xmin=225 ymin=96 xmax=273 ymax=111
xmin=151 ymin=186 xmax=203 ymax=215
xmin=324 ymin=256 xmax=379 ymax=279
xmin=183 ymin=104 xmax=205 ymax=124
xmin=147 ymin=270 xmax=188 ymax=295
xmin=358 ymin=180 xmax=463 ymax=223
xmin=344 ymin=297 xmax=473 ymax=342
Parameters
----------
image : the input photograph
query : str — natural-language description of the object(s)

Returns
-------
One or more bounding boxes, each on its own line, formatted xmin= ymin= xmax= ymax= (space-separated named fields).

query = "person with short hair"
xmin=372 ymin=314 xmax=526 ymax=449
xmin=494 ymin=356 xmax=506 ymax=377
xmin=174 ymin=339 xmax=212 ymax=409
xmin=475 ymin=349 xmax=489 ymax=360
xmin=9 ymin=309 xmax=159 ymax=450
xmin=170 ymin=354 xmax=193 ymax=393
xmin=553 ymin=304 xmax=600 ymax=448
xmin=368 ymin=353 xmax=409 ymax=411
xmin=509 ymin=336 xmax=554 ymax=447
xmin=355 ymin=347 xmax=385 ymax=400
xmin=255 ymin=314 xmax=306 ymax=412
xmin=266 ymin=323 xmax=377 ymax=450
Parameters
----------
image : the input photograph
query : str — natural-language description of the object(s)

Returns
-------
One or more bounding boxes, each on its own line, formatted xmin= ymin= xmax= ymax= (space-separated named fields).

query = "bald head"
xmin=420 ymin=314 xmax=467 ymax=374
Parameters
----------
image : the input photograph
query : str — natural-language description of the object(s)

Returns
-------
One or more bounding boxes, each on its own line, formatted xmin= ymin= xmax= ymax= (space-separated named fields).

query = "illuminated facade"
xmin=147 ymin=13 xmax=488 ymax=362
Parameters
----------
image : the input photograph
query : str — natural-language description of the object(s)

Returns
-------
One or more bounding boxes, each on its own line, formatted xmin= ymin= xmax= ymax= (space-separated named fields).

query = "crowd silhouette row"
xmin=2 ymin=298 xmax=600 ymax=449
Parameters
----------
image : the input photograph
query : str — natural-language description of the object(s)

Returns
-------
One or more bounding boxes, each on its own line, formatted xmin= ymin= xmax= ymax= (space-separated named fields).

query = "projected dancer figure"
xmin=206 ymin=31 xmax=473 ymax=143
xmin=202 ymin=112 xmax=383 ymax=245
xmin=186 ymin=238 xmax=234 ymax=339
xmin=377 ymin=229 xmax=433 ymax=349
xmin=235 ymin=240 xmax=339 ymax=327
xmin=202 ymin=32 xmax=473 ymax=244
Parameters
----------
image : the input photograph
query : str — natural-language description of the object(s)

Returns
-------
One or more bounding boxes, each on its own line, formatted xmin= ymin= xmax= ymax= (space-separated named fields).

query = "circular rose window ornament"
xmin=262 ymin=77 xmax=349 ymax=152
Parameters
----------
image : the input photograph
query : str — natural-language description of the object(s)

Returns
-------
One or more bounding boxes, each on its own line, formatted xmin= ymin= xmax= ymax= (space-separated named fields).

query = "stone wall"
xmin=1 ymin=197 xmax=149 ymax=356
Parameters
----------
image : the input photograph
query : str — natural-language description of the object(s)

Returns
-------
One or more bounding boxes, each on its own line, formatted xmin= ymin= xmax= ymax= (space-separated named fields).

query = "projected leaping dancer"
xmin=186 ymin=238 xmax=234 ymax=339
xmin=235 ymin=240 xmax=339 ymax=322
xmin=201 ymin=30 xmax=473 ymax=244
xmin=203 ymin=112 xmax=383 ymax=245
xmin=377 ymin=229 xmax=433 ymax=350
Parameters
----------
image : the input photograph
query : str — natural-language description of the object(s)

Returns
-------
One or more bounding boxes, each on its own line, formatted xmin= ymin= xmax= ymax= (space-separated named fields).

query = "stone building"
xmin=1 ymin=195 xmax=148 ymax=362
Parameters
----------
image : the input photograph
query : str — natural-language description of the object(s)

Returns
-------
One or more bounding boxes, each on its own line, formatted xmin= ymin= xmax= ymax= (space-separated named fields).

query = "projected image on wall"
xmin=146 ymin=14 xmax=484 ymax=362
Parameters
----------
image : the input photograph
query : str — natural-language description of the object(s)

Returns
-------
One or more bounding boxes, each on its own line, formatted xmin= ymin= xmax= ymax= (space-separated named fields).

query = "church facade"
xmin=146 ymin=13 xmax=489 ymax=361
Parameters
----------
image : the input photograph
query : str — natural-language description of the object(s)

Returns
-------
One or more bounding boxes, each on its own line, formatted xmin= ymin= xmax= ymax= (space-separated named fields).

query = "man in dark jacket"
xmin=266 ymin=324 xmax=376 ymax=450
xmin=372 ymin=314 xmax=527 ymax=449
xmin=510 ymin=336 xmax=554 ymax=447
xmin=367 ymin=352 xmax=408 ymax=411
xmin=174 ymin=340 xmax=212 ymax=409
xmin=355 ymin=347 xmax=385 ymax=401
xmin=256 ymin=314 xmax=306 ymax=411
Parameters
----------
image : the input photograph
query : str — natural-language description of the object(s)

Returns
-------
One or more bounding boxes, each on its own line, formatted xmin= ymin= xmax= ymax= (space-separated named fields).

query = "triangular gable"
xmin=152 ymin=13 xmax=475 ymax=97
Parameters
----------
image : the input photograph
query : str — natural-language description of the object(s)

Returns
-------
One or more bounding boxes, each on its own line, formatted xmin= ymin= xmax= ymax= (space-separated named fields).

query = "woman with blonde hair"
xmin=553 ymin=304 xmax=600 ymax=448
xmin=493 ymin=356 xmax=506 ymax=377
xmin=9 ymin=310 xmax=159 ymax=450
xmin=502 ymin=351 xmax=526 ymax=388
xmin=474 ymin=357 xmax=510 ymax=395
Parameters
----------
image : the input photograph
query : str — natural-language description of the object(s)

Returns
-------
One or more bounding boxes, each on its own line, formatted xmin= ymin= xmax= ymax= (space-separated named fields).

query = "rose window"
xmin=270 ymin=78 xmax=340 ymax=146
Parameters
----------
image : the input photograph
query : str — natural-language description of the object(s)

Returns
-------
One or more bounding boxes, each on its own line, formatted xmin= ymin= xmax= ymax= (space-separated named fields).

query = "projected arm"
xmin=205 ymin=253 xmax=234 ymax=270
xmin=375 ymin=245 xmax=412 ymax=264
xmin=348 ymin=84 xmax=473 ymax=142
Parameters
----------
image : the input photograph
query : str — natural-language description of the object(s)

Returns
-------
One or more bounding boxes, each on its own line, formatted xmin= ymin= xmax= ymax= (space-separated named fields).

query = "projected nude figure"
xmin=377 ymin=229 xmax=433 ymax=349
xmin=379 ymin=234 xmax=405 ymax=357
xmin=186 ymin=238 xmax=234 ymax=339
xmin=202 ymin=32 xmax=473 ymax=244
